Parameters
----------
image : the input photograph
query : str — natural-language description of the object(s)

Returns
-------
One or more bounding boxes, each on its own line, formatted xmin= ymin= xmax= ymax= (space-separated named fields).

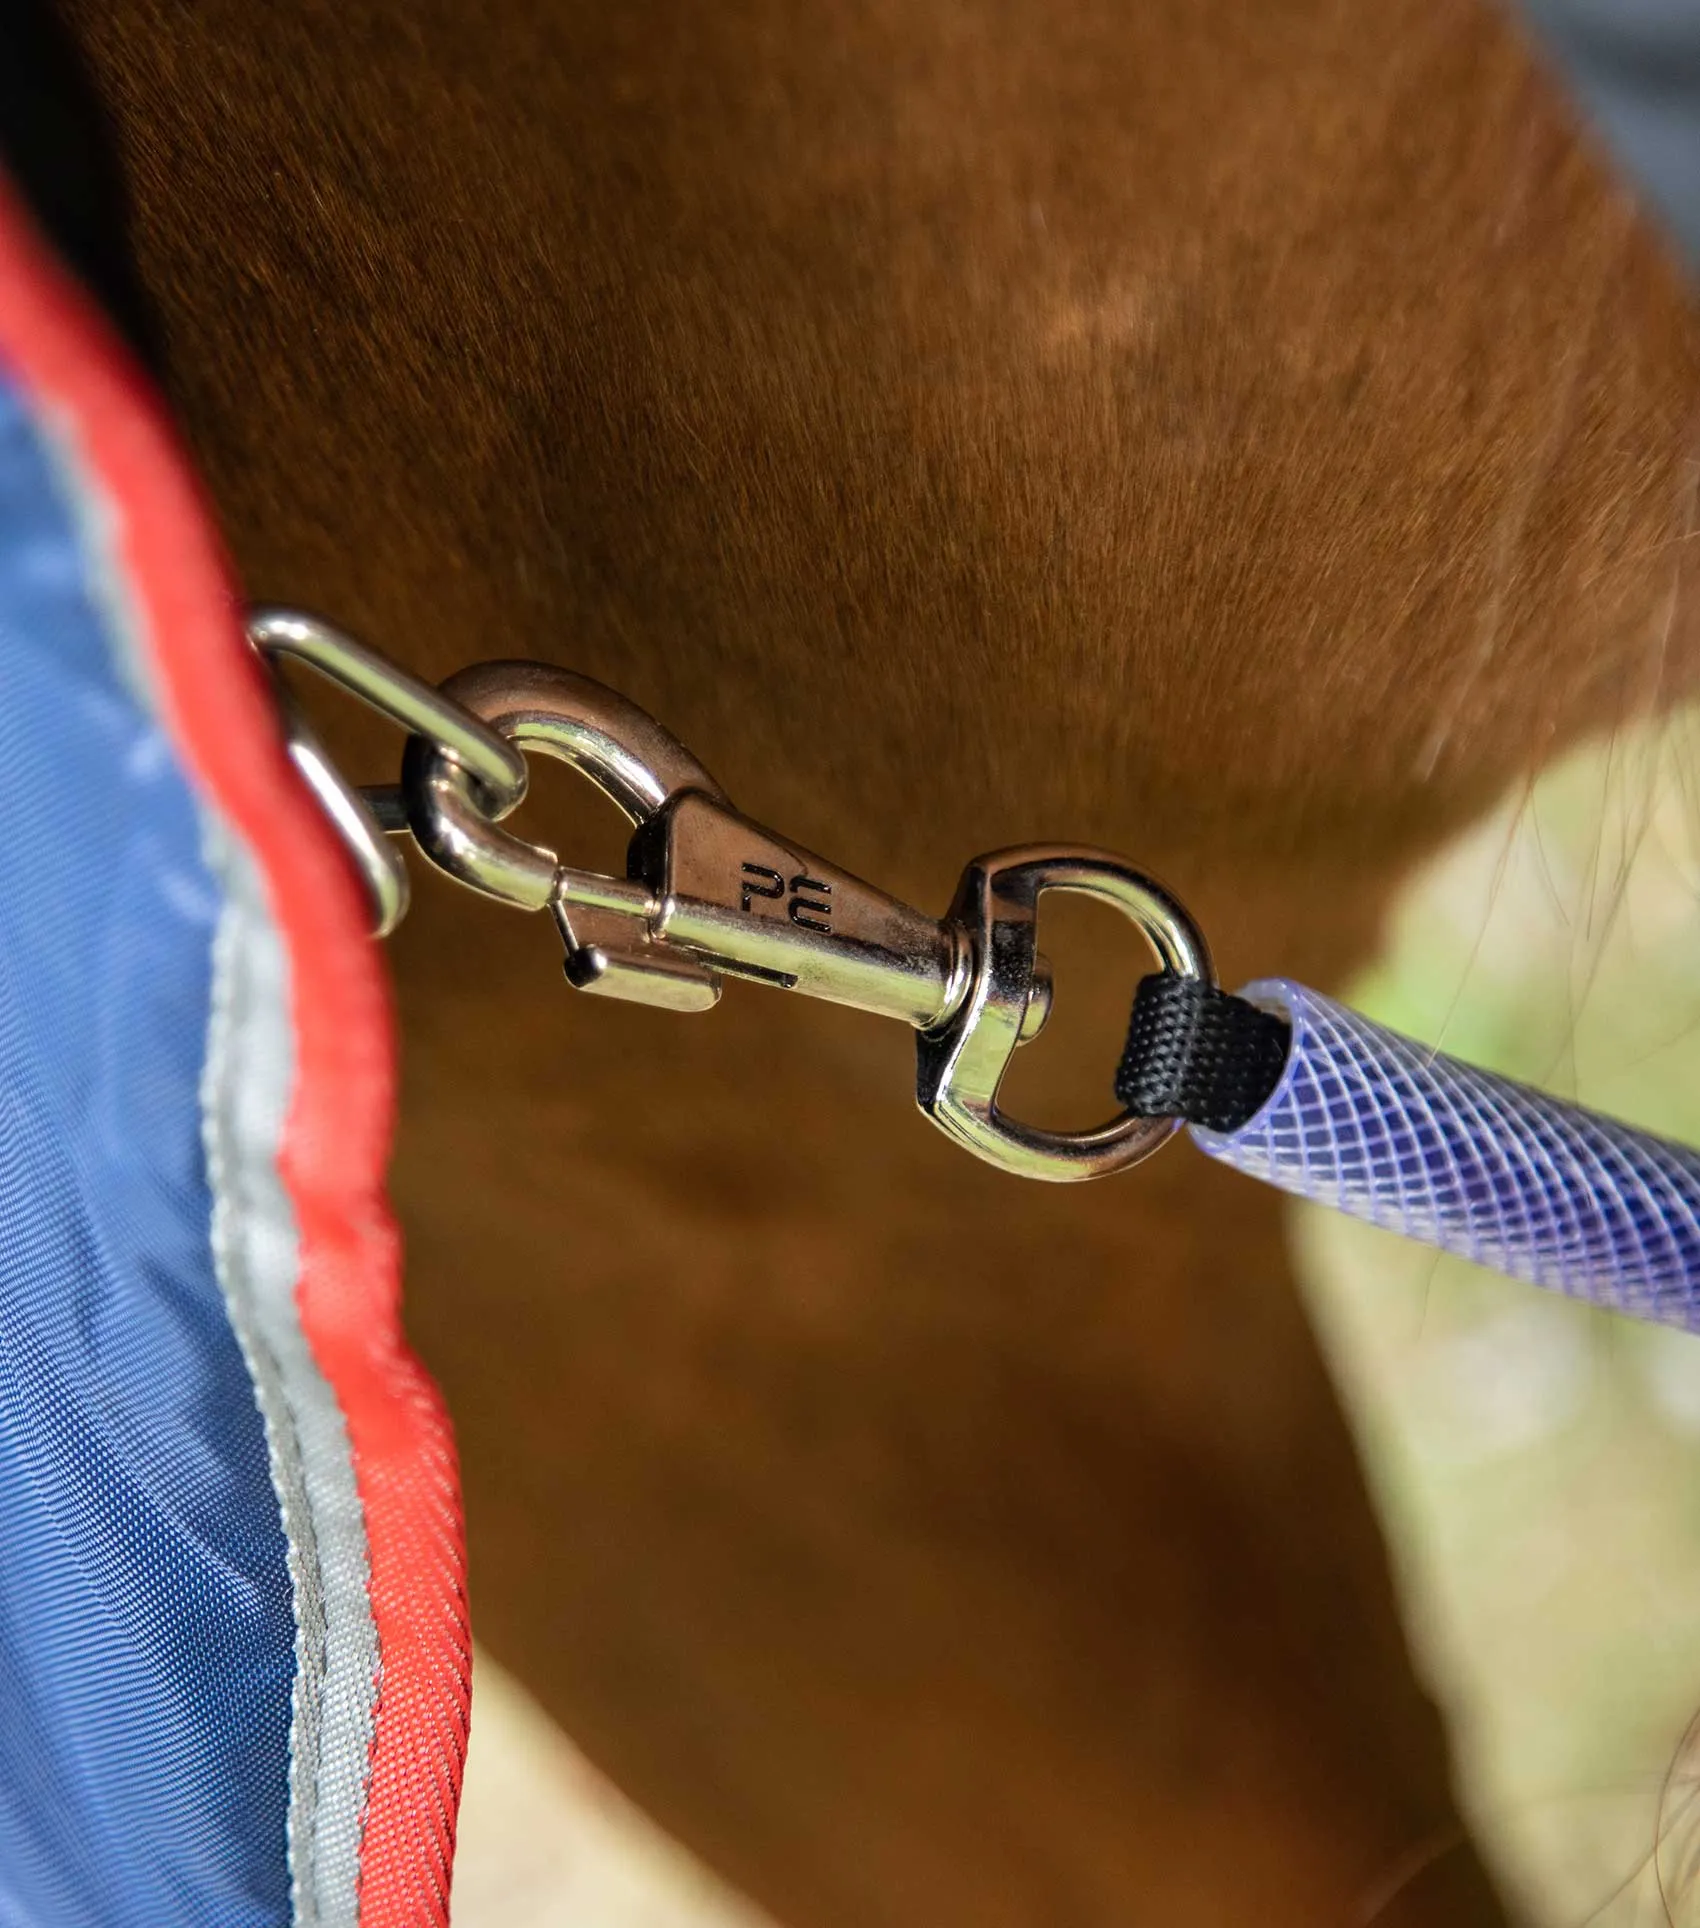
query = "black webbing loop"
xmin=1115 ymin=973 xmax=1290 ymax=1134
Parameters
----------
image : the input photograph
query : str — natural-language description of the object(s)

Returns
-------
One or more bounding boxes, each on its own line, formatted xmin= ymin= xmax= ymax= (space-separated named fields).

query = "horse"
xmin=49 ymin=0 xmax=1700 ymax=1920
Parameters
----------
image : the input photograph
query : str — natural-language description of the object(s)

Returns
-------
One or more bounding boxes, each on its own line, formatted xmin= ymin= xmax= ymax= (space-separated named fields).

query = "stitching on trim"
xmin=201 ymin=821 xmax=328 ymax=1923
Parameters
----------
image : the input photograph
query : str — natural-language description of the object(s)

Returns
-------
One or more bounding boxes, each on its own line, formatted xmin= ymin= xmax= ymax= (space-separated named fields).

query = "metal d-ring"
xmin=251 ymin=609 xmax=1207 ymax=1181
xmin=916 ymin=847 xmax=1213 ymax=1181
xmin=249 ymin=607 xmax=530 ymax=937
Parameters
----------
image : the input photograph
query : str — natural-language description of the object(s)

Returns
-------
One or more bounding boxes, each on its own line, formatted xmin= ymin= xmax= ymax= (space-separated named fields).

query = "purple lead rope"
xmin=1193 ymin=980 xmax=1700 ymax=1333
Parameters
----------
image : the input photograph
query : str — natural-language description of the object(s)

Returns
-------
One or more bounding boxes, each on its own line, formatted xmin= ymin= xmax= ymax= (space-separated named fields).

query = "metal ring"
xmin=250 ymin=607 xmax=528 ymax=808
xmin=400 ymin=660 xmax=730 ymax=911
xmin=916 ymin=847 xmax=1213 ymax=1181
xmin=268 ymin=680 xmax=412 ymax=936
xmin=248 ymin=607 xmax=531 ymax=936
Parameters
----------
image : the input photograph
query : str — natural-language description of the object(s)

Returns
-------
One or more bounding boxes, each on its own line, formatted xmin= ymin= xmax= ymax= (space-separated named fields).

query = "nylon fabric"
xmin=0 ymin=367 xmax=295 ymax=1921
xmin=199 ymin=821 xmax=381 ymax=1926
xmin=0 ymin=171 xmax=472 ymax=1926
xmin=1116 ymin=972 xmax=1291 ymax=1133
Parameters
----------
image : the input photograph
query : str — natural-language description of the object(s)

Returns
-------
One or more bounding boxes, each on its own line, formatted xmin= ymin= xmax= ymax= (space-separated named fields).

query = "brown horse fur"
xmin=56 ymin=0 xmax=1700 ymax=1921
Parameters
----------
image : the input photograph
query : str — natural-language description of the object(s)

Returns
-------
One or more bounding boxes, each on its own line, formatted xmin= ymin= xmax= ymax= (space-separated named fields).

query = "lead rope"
xmin=1122 ymin=973 xmax=1700 ymax=1332
xmin=254 ymin=608 xmax=1700 ymax=1337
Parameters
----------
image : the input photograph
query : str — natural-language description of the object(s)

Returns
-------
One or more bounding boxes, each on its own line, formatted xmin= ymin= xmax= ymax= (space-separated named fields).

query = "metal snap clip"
xmin=401 ymin=661 xmax=1211 ymax=1179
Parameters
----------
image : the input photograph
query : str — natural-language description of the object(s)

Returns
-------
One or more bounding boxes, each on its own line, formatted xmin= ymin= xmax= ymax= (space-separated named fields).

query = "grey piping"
xmin=199 ymin=831 xmax=381 ymax=1926
xmin=32 ymin=395 xmax=382 ymax=1926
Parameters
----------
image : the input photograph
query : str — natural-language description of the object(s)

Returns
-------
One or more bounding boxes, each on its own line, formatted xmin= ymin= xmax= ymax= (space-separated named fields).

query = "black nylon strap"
xmin=1115 ymin=973 xmax=1290 ymax=1133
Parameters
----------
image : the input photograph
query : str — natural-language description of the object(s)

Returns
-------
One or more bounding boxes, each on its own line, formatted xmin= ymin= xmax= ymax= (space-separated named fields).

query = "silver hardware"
xmin=917 ymin=850 xmax=1211 ymax=1179
xmin=247 ymin=607 xmax=528 ymax=937
xmin=263 ymin=676 xmax=411 ymax=935
xmin=252 ymin=608 xmax=1212 ymax=1177
xmin=402 ymin=662 xmax=1215 ymax=1180
xmin=401 ymin=660 xmax=733 ymax=1010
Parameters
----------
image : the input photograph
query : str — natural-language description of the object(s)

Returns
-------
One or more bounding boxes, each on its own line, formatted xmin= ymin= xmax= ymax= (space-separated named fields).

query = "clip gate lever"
xmin=403 ymin=662 xmax=1211 ymax=1179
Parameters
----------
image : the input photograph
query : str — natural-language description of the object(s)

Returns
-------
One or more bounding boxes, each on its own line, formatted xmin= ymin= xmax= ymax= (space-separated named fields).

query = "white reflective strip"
xmin=201 ymin=827 xmax=380 ymax=1926
xmin=30 ymin=393 xmax=382 ymax=1925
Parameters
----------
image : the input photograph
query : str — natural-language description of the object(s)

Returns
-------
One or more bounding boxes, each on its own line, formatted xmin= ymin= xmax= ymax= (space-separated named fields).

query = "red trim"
xmin=0 ymin=183 xmax=470 ymax=1921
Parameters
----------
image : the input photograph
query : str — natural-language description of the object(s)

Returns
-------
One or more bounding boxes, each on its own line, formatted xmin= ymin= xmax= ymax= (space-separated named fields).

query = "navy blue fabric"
xmin=0 ymin=369 xmax=294 ymax=1922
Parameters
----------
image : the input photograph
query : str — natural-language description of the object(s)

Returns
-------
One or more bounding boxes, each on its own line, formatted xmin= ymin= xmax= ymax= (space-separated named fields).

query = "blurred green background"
xmin=1298 ymin=707 xmax=1700 ymax=1926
